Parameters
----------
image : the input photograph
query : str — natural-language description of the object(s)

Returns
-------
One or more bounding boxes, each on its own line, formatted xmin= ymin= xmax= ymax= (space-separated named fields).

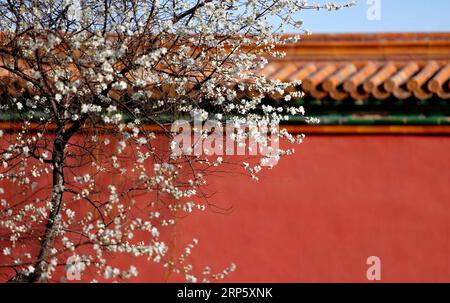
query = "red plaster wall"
xmin=160 ymin=135 xmax=450 ymax=282
xmin=2 ymin=135 xmax=450 ymax=282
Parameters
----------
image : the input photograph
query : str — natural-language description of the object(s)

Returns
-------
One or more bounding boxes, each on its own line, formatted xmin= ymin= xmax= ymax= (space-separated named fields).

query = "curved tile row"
xmin=263 ymin=61 xmax=450 ymax=101
xmin=1 ymin=60 xmax=449 ymax=101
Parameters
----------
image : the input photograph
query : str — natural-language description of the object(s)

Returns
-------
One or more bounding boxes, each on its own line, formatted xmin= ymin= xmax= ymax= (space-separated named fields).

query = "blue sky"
xmin=285 ymin=0 xmax=450 ymax=33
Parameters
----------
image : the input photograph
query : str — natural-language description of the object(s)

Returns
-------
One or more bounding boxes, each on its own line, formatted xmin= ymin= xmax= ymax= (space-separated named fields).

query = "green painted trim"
xmin=1 ymin=100 xmax=450 ymax=126
xmin=285 ymin=115 xmax=450 ymax=126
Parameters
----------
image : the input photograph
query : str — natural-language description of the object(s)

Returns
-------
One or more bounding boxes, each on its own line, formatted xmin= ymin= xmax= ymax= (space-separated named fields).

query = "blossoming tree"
xmin=0 ymin=0 xmax=354 ymax=282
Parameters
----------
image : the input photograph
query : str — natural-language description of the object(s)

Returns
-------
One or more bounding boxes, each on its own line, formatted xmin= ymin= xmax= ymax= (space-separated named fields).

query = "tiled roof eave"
xmin=0 ymin=32 xmax=450 ymax=103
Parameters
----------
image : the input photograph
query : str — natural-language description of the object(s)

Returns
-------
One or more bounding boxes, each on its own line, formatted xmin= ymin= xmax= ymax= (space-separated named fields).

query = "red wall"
xmin=2 ymin=135 xmax=450 ymax=282
xmin=154 ymin=135 xmax=450 ymax=282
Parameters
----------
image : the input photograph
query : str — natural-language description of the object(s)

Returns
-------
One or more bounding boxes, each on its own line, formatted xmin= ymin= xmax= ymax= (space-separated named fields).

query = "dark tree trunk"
xmin=8 ymin=134 xmax=66 ymax=283
xmin=8 ymin=117 xmax=86 ymax=283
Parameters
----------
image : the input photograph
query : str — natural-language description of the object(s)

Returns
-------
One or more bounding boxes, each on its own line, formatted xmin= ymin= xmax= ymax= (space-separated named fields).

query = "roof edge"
xmin=276 ymin=32 xmax=450 ymax=62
